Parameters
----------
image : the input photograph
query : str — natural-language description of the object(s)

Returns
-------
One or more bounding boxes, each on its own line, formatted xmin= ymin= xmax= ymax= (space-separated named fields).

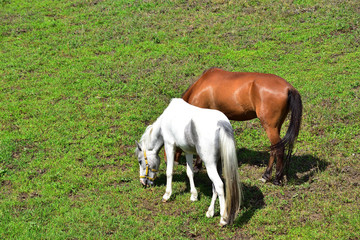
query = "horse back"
xmin=162 ymin=98 xmax=229 ymax=154
xmin=182 ymin=68 xmax=294 ymax=121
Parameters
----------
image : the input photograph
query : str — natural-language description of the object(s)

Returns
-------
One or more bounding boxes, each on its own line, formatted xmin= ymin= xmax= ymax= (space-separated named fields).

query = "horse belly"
xmin=178 ymin=144 xmax=197 ymax=154
xmin=222 ymin=106 xmax=257 ymax=121
xmin=201 ymin=94 xmax=256 ymax=121
xmin=174 ymin=134 xmax=197 ymax=154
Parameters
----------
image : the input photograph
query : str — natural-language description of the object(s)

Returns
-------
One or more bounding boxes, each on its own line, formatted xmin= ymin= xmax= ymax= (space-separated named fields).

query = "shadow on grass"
xmin=152 ymin=147 xmax=326 ymax=225
xmin=155 ymin=169 xmax=214 ymax=199
xmin=234 ymin=183 xmax=265 ymax=227
xmin=155 ymin=170 xmax=265 ymax=227
xmin=156 ymin=146 xmax=327 ymax=189
xmin=160 ymin=147 xmax=328 ymax=186
xmin=237 ymin=147 xmax=328 ymax=185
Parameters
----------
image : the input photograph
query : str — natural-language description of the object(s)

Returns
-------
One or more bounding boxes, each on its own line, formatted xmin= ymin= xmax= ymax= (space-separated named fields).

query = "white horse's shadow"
xmin=154 ymin=170 xmax=265 ymax=225
xmin=155 ymin=168 xmax=214 ymax=200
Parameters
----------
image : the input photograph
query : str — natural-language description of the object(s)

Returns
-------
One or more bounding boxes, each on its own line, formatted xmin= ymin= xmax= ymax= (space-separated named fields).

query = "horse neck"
xmin=182 ymin=85 xmax=193 ymax=102
xmin=182 ymin=68 xmax=217 ymax=102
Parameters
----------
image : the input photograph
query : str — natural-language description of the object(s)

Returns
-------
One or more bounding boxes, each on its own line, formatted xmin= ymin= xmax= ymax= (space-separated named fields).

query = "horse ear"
xmin=135 ymin=141 xmax=142 ymax=151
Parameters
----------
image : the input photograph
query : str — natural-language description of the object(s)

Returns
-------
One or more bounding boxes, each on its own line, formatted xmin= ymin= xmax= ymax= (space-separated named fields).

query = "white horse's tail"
xmin=219 ymin=124 xmax=242 ymax=225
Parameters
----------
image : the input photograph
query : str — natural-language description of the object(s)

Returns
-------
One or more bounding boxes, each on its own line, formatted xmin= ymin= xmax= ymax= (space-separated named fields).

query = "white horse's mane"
xmin=140 ymin=125 xmax=153 ymax=149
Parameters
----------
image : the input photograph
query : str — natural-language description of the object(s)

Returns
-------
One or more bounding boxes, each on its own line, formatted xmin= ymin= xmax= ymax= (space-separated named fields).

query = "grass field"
xmin=1 ymin=0 xmax=359 ymax=239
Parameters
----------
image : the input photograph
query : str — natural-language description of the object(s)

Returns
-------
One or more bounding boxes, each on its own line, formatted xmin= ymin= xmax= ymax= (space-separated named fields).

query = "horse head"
xmin=135 ymin=141 xmax=160 ymax=187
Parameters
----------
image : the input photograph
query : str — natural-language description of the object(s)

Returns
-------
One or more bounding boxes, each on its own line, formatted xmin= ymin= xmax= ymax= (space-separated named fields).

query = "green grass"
xmin=1 ymin=0 xmax=359 ymax=239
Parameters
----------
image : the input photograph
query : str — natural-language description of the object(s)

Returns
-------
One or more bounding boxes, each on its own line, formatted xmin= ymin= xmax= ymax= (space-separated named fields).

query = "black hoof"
xmin=193 ymin=166 xmax=201 ymax=173
xmin=262 ymin=173 xmax=271 ymax=182
xmin=193 ymin=163 xmax=202 ymax=173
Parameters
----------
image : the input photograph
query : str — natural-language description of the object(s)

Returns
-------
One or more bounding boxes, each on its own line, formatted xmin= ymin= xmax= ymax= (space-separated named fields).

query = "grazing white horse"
xmin=135 ymin=98 xmax=242 ymax=225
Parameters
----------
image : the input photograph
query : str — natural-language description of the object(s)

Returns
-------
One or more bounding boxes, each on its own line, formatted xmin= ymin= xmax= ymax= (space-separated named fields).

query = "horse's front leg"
xmin=185 ymin=153 xmax=197 ymax=201
xmin=162 ymin=144 xmax=175 ymax=202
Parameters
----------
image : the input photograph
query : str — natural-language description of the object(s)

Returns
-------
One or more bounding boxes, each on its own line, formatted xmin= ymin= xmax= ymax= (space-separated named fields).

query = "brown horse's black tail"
xmin=271 ymin=89 xmax=303 ymax=178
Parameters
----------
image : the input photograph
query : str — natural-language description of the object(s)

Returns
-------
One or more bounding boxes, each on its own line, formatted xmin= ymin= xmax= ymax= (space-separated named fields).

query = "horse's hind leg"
xmin=185 ymin=153 xmax=198 ymax=201
xmin=206 ymin=183 xmax=217 ymax=218
xmin=274 ymin=145 xmax=285 ymax=185
xmin=175 ymin=148 xmax=182 ymax=163
xmin=193 ymin=156 xmax=203 ymax=173
xmin=263 ymin=126 xmax=284 ymax=185
xmin=261 ymin=149 xmax=275 ymax=182
xmin=165 ymin=148 xmax=182 ymax=165
xmin=205 ymin=162 xmax=227 ymax=226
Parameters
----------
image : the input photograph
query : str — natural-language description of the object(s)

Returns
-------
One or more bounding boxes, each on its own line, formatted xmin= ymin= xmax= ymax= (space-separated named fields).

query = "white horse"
xmin=135 ymin=98 xmax=242 ymax=225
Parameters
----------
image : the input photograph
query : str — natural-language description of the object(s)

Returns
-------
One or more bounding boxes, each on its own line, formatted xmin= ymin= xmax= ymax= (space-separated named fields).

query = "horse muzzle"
xmin=140 ymin=178 xmax=154 ymax=187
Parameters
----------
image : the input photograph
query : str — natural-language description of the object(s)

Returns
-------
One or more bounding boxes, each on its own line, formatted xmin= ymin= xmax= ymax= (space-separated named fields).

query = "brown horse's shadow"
xmin=237 ymin=147 xmax=328 ymax=185
xmin=157 ymin=147 xmax=326 ymax=188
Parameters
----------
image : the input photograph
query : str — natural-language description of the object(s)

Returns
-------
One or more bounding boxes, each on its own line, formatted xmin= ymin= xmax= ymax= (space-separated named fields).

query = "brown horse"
xmin=178 ymin=67 xmax=302 ymax=185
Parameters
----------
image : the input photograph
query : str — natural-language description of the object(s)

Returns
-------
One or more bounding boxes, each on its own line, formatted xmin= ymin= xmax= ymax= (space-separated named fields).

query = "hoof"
xmin=219 ymin=219 xmax=227 ymax=227
xmin=273 ymin=179 xmax=282 ymax=186
xmin=259 ymin=177 xmax=268 ymax=183
xmin=190 ymin=196 xmax=198 ymax=202
xmin=206 ymin=210 xmax=214 ymax=218
xmin=261 ymin=173 xmax=271 ymax=182
xmin=193 ymin=163 xmax=203 ymax=173
xmin=162 ymin=198 xmax=168 ymax=203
